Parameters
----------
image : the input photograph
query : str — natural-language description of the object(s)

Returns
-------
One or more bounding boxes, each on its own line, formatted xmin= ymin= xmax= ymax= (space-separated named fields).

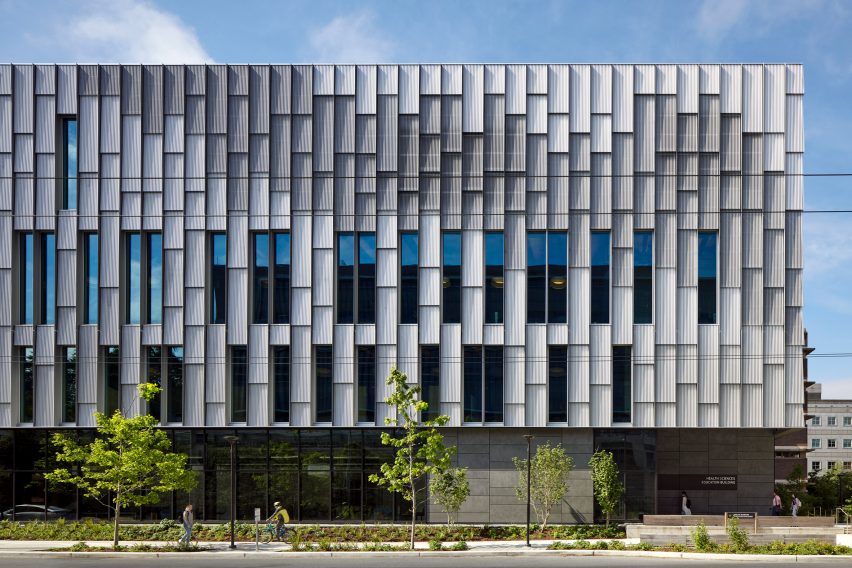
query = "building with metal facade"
xmin=0 ymin=64 xmax=806 ymax=523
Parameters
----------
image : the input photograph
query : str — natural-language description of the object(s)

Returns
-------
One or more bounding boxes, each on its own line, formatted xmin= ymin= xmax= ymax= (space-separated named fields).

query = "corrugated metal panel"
xmin=227 ymin=95 xmax=248 ymax=153
xmin=720 ymin=64 xmax=742 ymax=114
xmin=677 ymin=230 xmax=697 ymax=287
xmin=742 ymin=212 xmax=763 ymax=268
xmin=56 ymin=250 xmax=77 ymax=307
xmin=720 ymin=212 xmax=741 ymax=288
xmin=482 ymin=64 xmax=504 ymax=95
xmin=311 ymin=64 xmax=333 ymax=96
xmin=612 ymin=65 xmax=633 ymax=132
xmin=720 ymin=287 xmax=741 ymax=345
xmin=589 ymin=325 xmax=611 ymax=386
xmin=34 ymin=95 xmax=55 ymax=153
xmin=698 ymin=324 xmax=719 ymax=402
xmin=764 ymin=64 xmax=785 ymax=133
xmin=566 ymin=267 xmax=589 ymax=345
xmin=184 ymin=289 xmax=204 ymax=327
xmin=656 ymin=64 xmax=676 ymax=94
xmin=676 ymin=287 xmax=697 ymax=345
xmin=78 ymin=96 xmax=99 ymax=172
xmin=462 ymin=65 xmax=483 ymax=133
xmin=700 ymin=64 xmax=720 ymax=94
xmin=14 ymin=134 xmax=33 ymax=173
xmin=227 ymin=268 xmax=248 ymax=345
xmin=546 ymin=64 xmax=568 ymax=114
xmin=57 ymin=64 xmax=77 ymax=115
xmin=764 ymin=229 xmax=785 ymax=288
xmin=786 ymin=64 xmax=804 ymax=94
xmin=634 ymin=96 xmax=654 ymax=172
xmin=164 ymin=65 xmax=185 ymax=115
xmin=741 ymin=325 xmax=763 ymax=385
xmin=742 ymin=268 xmax=763 ymax=325
xmin=98 ymin=288 xmax=118 ymax=345
xmin=590 ymin=114 xmax=611 ymax=153
xmin=206 ymin=65 xmax=228 ymax=133
xmin=763 ymin=364 xmax=784 ymax=426
xmin=742 ymin=64 xmax=764 ymax=133
xmin=35 ymin=64 xmax=55 ymax=95
xmin=634 ymin=64 xmax=655 ymax=94
xmin=56 ymin=307 xmax=75 ymax=346
xmin=785 ymin=95 xmax=804 ymax=154
xmin=76 ymin=326 xmax=98 ymax=425
xmin=676 ymin=383 xmax=697 ymax=427
xmin=568 ymin=344 xmax=590 ymax=405
xmin=183 ymin=364 xmax=204 ymax=426
xmin=786 ymin=211 xmax=802 ymax=268
xmin=334 ymin=65 xmax=355 ymax=96
xmin=270 ymin=65 xmax=291 ymax=114
xmin=590 ymin=64 xmax=611 ymax=114
xmin=786 ymin=267 xmax=803 ymax=308
xmin=142 ymin=65 xmax=163 ymax=134
xmin=504 ymin=65 xmax=526 ymax=115
xmin=13 ymin=65 xmax=33 ymax=133
xmin=441 ymin=65 xmax=462 ymax=95
xmin=291 ymin=288 xmax=311 ymax=326
xmin=589 ymin=384 xmax=610 ymax=427
xmin=141 ymin=323 xmax=162 ymax=346
xmin=570 ymin=65 xmax=590 ymax=133
xmin=655 ymin=267 xmax=676 ymax=344
xmin=0 ymin=97 xmax=10 ymax=153
xmin=355 ymin=65 xmax=376 ymax=114
xmin=763 ymin=324 xmax=784 ymax=365
xmin=677 ymin=65 xmax=698 ymax=113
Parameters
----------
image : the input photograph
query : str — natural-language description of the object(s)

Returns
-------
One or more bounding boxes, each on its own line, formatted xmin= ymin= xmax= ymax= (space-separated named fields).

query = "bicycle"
xmin=260 ymin=522 xmax=289 ymax=544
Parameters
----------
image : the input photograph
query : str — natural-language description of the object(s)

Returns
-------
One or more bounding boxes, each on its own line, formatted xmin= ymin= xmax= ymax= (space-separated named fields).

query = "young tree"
xmin=513 ymin=442 xmax=574 ymax=528
xmin=588 ymin=450 xmax=624 ymax=525
xmin=368 ymin=368 xmax=454 ymax=549
xmin=45 ymin=384 xmax=197 ymax=547
xmin=430 ymin=466 xmax=470 ymax=525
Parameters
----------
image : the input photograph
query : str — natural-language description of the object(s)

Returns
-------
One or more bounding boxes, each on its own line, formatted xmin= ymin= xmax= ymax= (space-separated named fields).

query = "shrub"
xmin=428 ymin=538 xmax=443 ymax=551
xmin=725 ymin=517 xmax=749 ymax=552
xmin=690 ymin=520 xmax=713 ymax=552
xmin=448 ymin=540 xmax=468 ymax=551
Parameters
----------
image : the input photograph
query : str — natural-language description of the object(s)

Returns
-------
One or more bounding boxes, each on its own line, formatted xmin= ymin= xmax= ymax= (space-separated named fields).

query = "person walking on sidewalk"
xmin=791 ymin=494 xmax=802 ymax=517
xmin=180 ymin=504 xmax=194 ymax=545
xmin=681 ymin=491 xmax=692 ymax=515
xmin=771 ymin=491 xmax=782 ymax=516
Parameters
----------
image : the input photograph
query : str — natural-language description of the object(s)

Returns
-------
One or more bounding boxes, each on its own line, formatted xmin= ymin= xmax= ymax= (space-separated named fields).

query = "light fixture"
xmin=550 ymin=277 xmax=567 ymax=289
xmin=490 ymin=277 xmax=504 ymax=288
xmin=442 ymin=277 xmax=450 ymax=288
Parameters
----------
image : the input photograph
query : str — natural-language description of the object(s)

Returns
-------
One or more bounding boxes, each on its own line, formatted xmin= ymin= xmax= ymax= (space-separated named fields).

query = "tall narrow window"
xmin=527 ymin=232 xmax=546 ymax=323
xmin=62 ymin=347 xmax=77 ymax=423
xmin=400 ymin=232 xmax=419 ymax=324
xmin=20 ymin=347 xmax=34 ymax=423
xmin=20 ymin=233 xmax=33 ymax=325
xmin=548 ymin=232 xmax=567 ymax=323
xmin=421 ymin=346 xmax=440 ymax=422
xmin=273 ymin=346 xmax=290 ymax=423
xmin=358 ymin=234 xmax=376 ymax=324
xmin=443 ymin=232 xmax=461 ymax=324
xmin=167 ymin=347 xmax=183 ymax=423
xmin=84 ymin=233 xmax=99 ymax=325
xmin=315 ymin=345 xmax=333 ymax=423
xmin=484 ymin=346 xmax=503 ymax=423
xmin=485 ymin=232 xmax=504 ymax=324
xmin=698 ymin=231 xmax=718 ymax=324
xmin=147 ymin=233 xmax=162 ymax=324
xmin=357 ymin=346 xmax=376 ymax=423
xmin=126 ymin=233 xmax=141 ymax=324
xmin=337 ymin=233 xmax=355 ymax=324
xmin=273 ymin=233 xmax=290 ymax=324
xmin=63 ymin=118 xmax=78 ymax=209
xmin=210 ymin=234 xmax=227 ymax=324
xmin=463 ymin=346 xmax=483 ymax=423
xmin=146 ymin=346 xmax=162 ymax=422
xmin=613 ymin=346 xmax=632 ymax=423
xmin=253 ymin=233 xmax=269 ymax=324
xmin=634 ymin=231 xmax=653 ymax=324
xmin=105 ymin=346 xmax=120 ymax=415
xmin=231 ymin=346 xmax=247 ymax=423
xmin=548 ymin=346 xmax=568 ymax=423
xmin=591 ymin=231 xmax=611 ymax=324
xmin=41 ymin=233 xmax=55 ymax=325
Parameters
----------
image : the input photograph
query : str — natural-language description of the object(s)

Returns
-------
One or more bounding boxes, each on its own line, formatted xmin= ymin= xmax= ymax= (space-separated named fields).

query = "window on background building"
xmin=591 ymin=231 xmax=611 ymax=324
xmin=463 ymin=346 xmax=482 ymax=423
xmin=844 ymin=416 xmax=852 ymax=427
xmin=126 ymin=233 xmax=141 ymax=324
xmin=698 ymin=231 xmax=718 ymax=324
xmin=253 ymin=233 xmax=269 ymax=324
xmin=844 ymin=461 xmax=852 ymax=470
xmin=828 ymin=416 xmax=837 ymax=426
xmin=167 ymin=347 xmax=183 ymax=424
xmin=273 ymin=233 xmax=291 ymax=324
xmin=548 ymin=346 xmax=568 ymax=423
xmin=105 ymin=346 xmax=120 ymax=416
xmin=527 ymin=232 xmax=547 ymax=323
xmin=146 ymin=346 xmax=162 ymax=422
xmin=273 ymin=346 xmax=290 ymax=423
xmin=421 ymin=346 xmax=440 ymax=422
xmin=62 ymin=118 xmax=78 ymax=209
xmin=231 ymin=346 xmax=247 ymax=423
xmin=61 ymin=347 xmax=77 ymax=423
xmin=812 ymin=461 xmax=821 ymax=472
xmin=485 ymin=232 xmax=504 ymax=324
xmin=827 ymin=461 xmax=836 ymax=470
xmin=811 ymin=439 xmax=821 ymax=449
xmin=442 ymin=232 xmax=461 ymax=324
xmin=20 ymin=233 xmax=33 ymax=325
xmin=358 ymin=234 xmax=376 ymax=324
xmin=828 ymin=439 xmax=837 ymax=448
xmin=613 ymin=346 xmax=632 ymax=423
xmin=337 ymin=233 xmax=355 ymax=324
xmin=484 ymin=346 xmax=504 ymax=423
xmin=41 ymin=233 xmax=55 ymax=325
xmin=20 ymin=347 xmax=34 ymax=423
xmin=548 ymin=232 xmax=568 ymax=324
xmin=85 ymin=233 xmax=98 ymax=325
xmin=147 ymin=233 xmax=163 ymax=324
xmin=634 ymin=231 xmax=653 ymax=324
xmin=315 ymin=345 xmax=333 ymax=423
xmin=843 ymin=439 xmax=851 ymax=449
xmin=357 ymin=346 xmax=376 ymax=423
xmin=210 ymin=233 xmax=227 ymax=324
xmin=400 ymin=232 xmax=419 ymax=324
xmin=812 ymin=416 xmax=821 ymax=426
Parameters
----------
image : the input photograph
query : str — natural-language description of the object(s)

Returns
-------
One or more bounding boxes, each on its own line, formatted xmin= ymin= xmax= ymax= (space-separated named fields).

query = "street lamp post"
xmin=224 ymin=435 xmax=239 ymax=550
xmin=523 ymin=434 xmax=534 ymax=548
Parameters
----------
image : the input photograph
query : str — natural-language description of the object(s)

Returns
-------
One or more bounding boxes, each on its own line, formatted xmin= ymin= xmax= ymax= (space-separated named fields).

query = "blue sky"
xmin=2 ymin=0 xmax=852 ymax=397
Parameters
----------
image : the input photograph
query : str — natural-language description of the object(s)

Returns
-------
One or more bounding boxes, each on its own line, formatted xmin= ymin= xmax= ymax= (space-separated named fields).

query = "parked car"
xmin=0 ymin=505 xmax=71 ymax=521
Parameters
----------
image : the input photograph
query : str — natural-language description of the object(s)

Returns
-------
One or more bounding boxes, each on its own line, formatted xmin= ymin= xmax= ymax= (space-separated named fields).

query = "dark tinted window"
xmin=231 ymin=346 xmax=247 ymax=423
xmin=167 ymin=347 xmax=183 ymax=423
xmin=527 ymin=232 xmax=546 ymax=323
xmin=463 ymin=346 xmax=482 ymax=423
xmin=273 ymin=346 xmax=289 ymax=423
xmin=357 ymin=346 xmax=376 ymax=423
xmin=698 ymin=231 xmax=717 ymax=324
xmin=62 ymin=347 xmax=77 ymax=423
xmin=20 ymin=347 xmax=34 ymax=423
xmin=548 ymin=346 xmax=568 ymax=423
xmin=591 ymin=231 xmax=610 ymax=324
xmin=337 ymin=233 xmax=354 ymax=323
xmin=105 ymin=346 xmax=120 ymax=415
xmin=146 ymin=346 xmax=162 ymax=422
xmin=273 ymin=233 xmax=290 ymax=324
xmin=634 ymin=231 xmax=653 ymax=324
xmin=127 ymin=233 xmax=141 ymax=324
xmin=485 ymin=232 xmax=504 ymax=324
xmin=253 ymin=233 xmax=269 ymax=324
xmin=421 ymin=346 xmax=440 ymax=422
xmin=147 ymin=233 xmax=163 ymax=324
xmin=484 ymin=346 xmax=503 ymax=422
xmin=85 ymin=234 xmax=98 ymax=324
xmin=20 ymin=233 xmax=33 ymax=325
xmin=612 ymin=346 xmax=632 ymax=423
xmin=210 ymin=234 xmax=227 ymax=324
xmin=42 ymin=233 xmax=55 ymax=325
xmin=358 ymin=234 xmax=376 ymax=324
xmin=442 ymin=232 xmax=461 ymax=323
xmin=548 ymin=232 xmax=567 ymax=323
xmin=63 ymin=119 xmax=78 ymax=209
xmin=315 ymin=345 xmax=333 ymax=423
xmin=400 ymin=232 xmax=418 ymax=324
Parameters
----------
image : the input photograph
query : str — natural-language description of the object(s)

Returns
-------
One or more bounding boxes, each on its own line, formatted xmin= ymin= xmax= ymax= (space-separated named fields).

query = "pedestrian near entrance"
xmin=180 ymin=503 xmax=194 ymax=544
xmin=771 ymin=491 xmax=782 ymax=516
xmin=681 ymin=491 xmax=692 ymax=515
xmin=791 ymin=494 xmax=801 ymax=517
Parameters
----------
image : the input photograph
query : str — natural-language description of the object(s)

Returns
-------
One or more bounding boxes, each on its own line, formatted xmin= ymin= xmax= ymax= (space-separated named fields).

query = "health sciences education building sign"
xmin=657 ymin=474 xmax=738 ymax=491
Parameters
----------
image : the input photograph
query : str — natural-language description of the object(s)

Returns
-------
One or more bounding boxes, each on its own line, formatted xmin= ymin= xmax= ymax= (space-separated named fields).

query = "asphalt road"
xmin=0 ymin=556 xmax=846 ymax=568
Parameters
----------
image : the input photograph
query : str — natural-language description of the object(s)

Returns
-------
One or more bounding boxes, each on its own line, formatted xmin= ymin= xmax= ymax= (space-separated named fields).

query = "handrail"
xmin=836 ymin=507 xmax=851 ymax=525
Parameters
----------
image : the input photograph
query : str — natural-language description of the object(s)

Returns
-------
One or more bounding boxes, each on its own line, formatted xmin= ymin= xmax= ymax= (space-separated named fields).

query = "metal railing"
xmin=836 ymin=507 xmax=851 ymax=525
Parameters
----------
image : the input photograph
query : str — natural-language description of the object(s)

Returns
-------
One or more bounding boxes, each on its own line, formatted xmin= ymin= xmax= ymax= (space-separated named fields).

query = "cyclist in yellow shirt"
xmin=266 ymin=501 xmax=290 ymax=541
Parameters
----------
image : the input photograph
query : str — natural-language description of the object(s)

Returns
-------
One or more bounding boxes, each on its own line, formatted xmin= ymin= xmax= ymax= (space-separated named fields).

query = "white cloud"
xmin=63 ymin=0 xmax=212 ymax=63
xmin=696 ymin=0 xmax=749 ymax=41
xmin=818 ymin=377 xmax=852 ymax=400
xmin=695 ymin=0 xmax=825 ymax=42
xmin=804 ymin=215 xmax=852 ymax=279
xmin=308 ymin=10 xmax=394 ymax=63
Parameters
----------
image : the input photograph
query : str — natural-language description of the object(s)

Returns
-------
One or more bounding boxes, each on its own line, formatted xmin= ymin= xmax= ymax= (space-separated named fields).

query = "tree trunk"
xmin=113 ymin=497 xmax=121 ymax=548
xmin=409 ymin=448 xmax=416 ymax=550
xmin=606 ymin=511 xmax=610 ymax=526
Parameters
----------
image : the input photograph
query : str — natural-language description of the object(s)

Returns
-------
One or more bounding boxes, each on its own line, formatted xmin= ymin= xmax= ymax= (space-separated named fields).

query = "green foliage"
xmin=588 ymin=450 xmax=624 ymax=525
xmin=428 ymin=538 xmax=443 ymax=551
xmin=690 ymin=520 xmax=714 ymax=551
xmin=44 ymin=409 xmax=197 ymax=547
xmin=430 ymin=466 xmax=470 ymax=525
xmin=513 ymin=442 xmax=574 ymax=528
xmin=448 ymin=540 xmax=468 ymax=551
xmin=367 ymin=367 xmax=454 ymax=549
xmin=136 ymin=382 xmax=161 ymax=402
xmin=725 ymin=517 xmax=749 ymax=551
xmin=548 ymin=538 xmax=852 ymax=556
